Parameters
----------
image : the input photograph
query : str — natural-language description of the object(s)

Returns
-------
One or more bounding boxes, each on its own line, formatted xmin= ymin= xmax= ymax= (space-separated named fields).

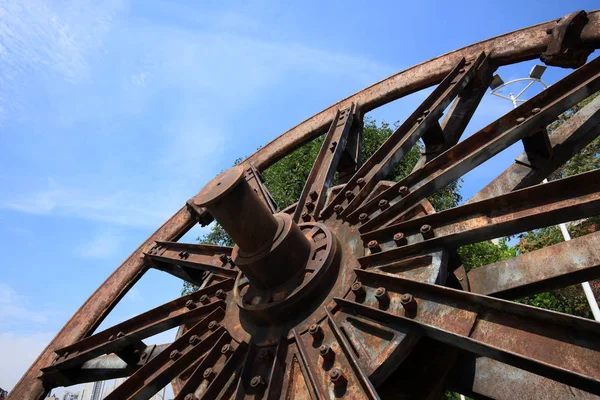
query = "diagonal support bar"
xmin=293 ymin=105 xmax=355 ymax=223
xmin=41 ymin=281 xmax=231 ymax=374
xmin=337 ymin=269 xmax=600 ymax=395
xmin=354 ymin=55 xmax=600 ymax=232
xmin=360 ymin=169 xmax=600 ymax=265
xmin=321 ymin=54 xmax=484 ymax=219
xmin=468 ymin=230 xmax=600 ymax=299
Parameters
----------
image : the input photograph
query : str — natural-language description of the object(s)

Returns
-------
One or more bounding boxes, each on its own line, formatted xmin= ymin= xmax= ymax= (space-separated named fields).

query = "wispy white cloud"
xmin=0 ymin=331 xmax=54 ymax=391
xmin=0 ymin=0 xmax=125 ymax=121
xmin=79 ymin=230 xmax=123 ymax=259
xmin=0 ymin=283 xmax=47 ymax=327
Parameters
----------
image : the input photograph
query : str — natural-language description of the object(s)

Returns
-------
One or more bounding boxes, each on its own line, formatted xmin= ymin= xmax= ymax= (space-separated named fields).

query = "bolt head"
xmin=189 ymin=334 xmax=201 ymax=345
xmin=401 ymin=293 xmax=414 ymax=304
xmin=208 ymin=320 xmax=219 ymax=330
xmin=329 ymin=368 xmax=346 ymax=386
xmin=200 ymin=294 xmax=210 ymax=304
xmin=184 ymin=394 xmax=198 ymax=400
xmin=516 ymin=117 xmax=525 ymax=123
xmin=351 ymin=282 xmax=362 ymax=292
xmin=116 ymin=331 xmax=125 ymax=338
xmin=203 ymin=367 xmax=214 ymax=379
xmin=378 ymin=199 xmax=388 ymax=208
xmin=375 ymin=287 xmax=386 ymax=297
xmin=333 ymin=204 xmax=343 ymax=214
xmin=420 ymin=224 xmax=432 ymax=234
xmin=345 ymin=190 xmax=354 ymax=199
xmin=393 ymin=232 xmax=404 ymax=241
xmin=459 ymin=68 xmax=465 ymax=73
xmin=399 ymin=186 xmax=409 ymax=196
xmin=319 ymin=344 xmax=331 ymax=357
xmin=417 ymin=116 xmax=424 ymax=123
xmin=185 ymin=300 xmax=196 ymax=309
xmin=170 ymin=350 xmax=181 ymax=360
xmin=356 ymin=177 xmax=365 ymax=185
xmin=308 ymin=324 xmax=321 ymax=337
xmin=358 ymin=213 xmax=368 ymax=222
xmin=301 ymin=211 xmax=311 ymax=221
xmin=221 ymin=344 xmax=232 ymax=355
xmin=368 ymin=240 xmax=378 ymax=249
xmin=215 ymin=289 xmax=227 ymax=299
xmin=309 ymin=190 xmax=318 ymax=200
xmin=250 ymin=375 xmax=265 ymax=388
xmin=531 ymin=107 xmax=541 ymax=114
xmin=258 ymin=348 xmax=273 ymax=362
xmin=219 ymin=254 xmax=228 ymax=263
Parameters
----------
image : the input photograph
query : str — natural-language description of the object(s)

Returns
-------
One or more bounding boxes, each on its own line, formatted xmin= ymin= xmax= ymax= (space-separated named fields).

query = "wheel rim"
xmin=10 ymin=9 xmax=600 ymax=400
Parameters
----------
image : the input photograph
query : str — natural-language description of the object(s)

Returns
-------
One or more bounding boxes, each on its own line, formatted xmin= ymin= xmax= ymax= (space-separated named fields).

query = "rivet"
xmin=356 ymin=177 xmax=365 ymax=186
xmin=200 ymin=294 xmax=210 ymax=305
xmin=420 ymin=224 xmax=434 ymax=239
xmin=215 ymin=289 xmax=227 ymax=300
xmin=401 ymin=293 xmax=417 ymax=315
xmin=185 ymin=300 xmax=196 ymax=310
xmin=368 ymin=240 xmax=381 ymax=253
xmin=250 ymin=375 xmax=266 ymax=388
xmin=398 ymin=186 xmax=409 ymax=197
xmin=221 ymin=344 xmax=233 ymax=355
xmin=416 ymin=116 xmax=424 ymax=123
xmin=208 ymin=321 xmax=219 ymax=331
xmin=330 ymin=368 xmax=347 ymax=387
xmin=375 ymin=287 xmax=390 ymax=309
xmin=258 ymin=348 xmax=273 ymax=363
xmin=116 ymin=331 xmax=125 ymax=338
xmin=351 ymin=281 xmax=365 ymax=295
xmin=319 ymin=344 xmax=334 ymax=361
xmin=203 ymin=367 xmax=215 ymax=381
xmin=305 ymin=200 xmax=315 ymax=211
xmin=308 ymin=324 xmax=323 ymax=340
xmin=170 ymin=350 xmax=181 ymax=361
xmin=358 ymin=213 xmax=369 ymax=222
xmin=189 ymin=334 xmax=201 ymax=346
xmin=378 ymin=199 xmax=389 ymax=209
xmin=459 ymin=68 xmax=465 ymax=73
xmin=345 ymin=190 xmax=355 ymax=200
xmin=516 ymin=117 xmax=525 ymax=124
xmin=393 ymin=232 xmax=406 ymax=246
xmin=531 ymin=107 xmax=541 ymax=114
xmin=423 ymin=109 xmax=430 ymax=116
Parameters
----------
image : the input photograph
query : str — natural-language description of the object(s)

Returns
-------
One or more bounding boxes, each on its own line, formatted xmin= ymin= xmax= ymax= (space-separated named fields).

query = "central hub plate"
xmin=233 ymin=222 xmax=338 ymax=320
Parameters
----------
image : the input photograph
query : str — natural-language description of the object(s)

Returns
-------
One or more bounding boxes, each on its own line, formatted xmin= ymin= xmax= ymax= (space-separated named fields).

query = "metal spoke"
xmin=336 ymin=269 xmax=600 ymax=395
xmin=42 ymin=282 xmax=231 ymax=378
xmin=468 ymin=94 xmax=600 ymax=203
xmin=145 ymin=241 xmax=237 ymax=283
xmin=321 ymin=53 xmax=484 ymax=219
xmin=467 ymin=230 xmax=600 ymax=299
xmin=360 ymin=169 xmax=600 ymax=264
xmin=104 ymin=314 xmax=228 ymax=400
xmin=293 ymin=105 xmax=356 ymax=223
xmin=353 ymin=55 xmax=600 ymax=232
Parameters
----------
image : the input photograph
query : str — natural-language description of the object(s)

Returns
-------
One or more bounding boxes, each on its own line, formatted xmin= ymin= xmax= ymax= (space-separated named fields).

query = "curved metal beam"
xmin=246 ymin=10 xmax=600 ymax=171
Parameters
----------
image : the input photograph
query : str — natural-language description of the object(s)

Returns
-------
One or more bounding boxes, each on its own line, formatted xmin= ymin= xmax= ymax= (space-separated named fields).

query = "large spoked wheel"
xmin=10 ymin=10 xmax=600 ymax=400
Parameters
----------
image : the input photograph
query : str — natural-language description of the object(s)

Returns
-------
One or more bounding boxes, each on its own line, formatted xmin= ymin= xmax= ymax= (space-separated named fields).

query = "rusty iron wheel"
xmin=10 ymin=9 xmax=600 ymax=400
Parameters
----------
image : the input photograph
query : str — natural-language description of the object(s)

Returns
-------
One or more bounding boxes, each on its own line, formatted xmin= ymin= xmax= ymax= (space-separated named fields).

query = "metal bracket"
xmin=541 ymin=10 xmax=592 ymax=68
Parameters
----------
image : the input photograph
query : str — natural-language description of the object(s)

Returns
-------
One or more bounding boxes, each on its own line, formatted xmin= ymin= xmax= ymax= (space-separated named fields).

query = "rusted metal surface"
xmin=468 ymin=231 xmax=600 ymax=299
xmin=541 ymin=11 xmax=593 ymax=68
xmin=338 ymin=269 xmax=600 ymax=394
xmin=12 ymin=9 xmax=600 ymax=400
xmin=468 ymin=93 xmax=600 ymax=203
xmin=353 ymin=55 xmax=600 ymax=232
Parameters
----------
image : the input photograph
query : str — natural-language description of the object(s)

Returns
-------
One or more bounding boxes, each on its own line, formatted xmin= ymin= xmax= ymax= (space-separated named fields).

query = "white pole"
xmin=547 ymin=185 xmax=600 ymax=321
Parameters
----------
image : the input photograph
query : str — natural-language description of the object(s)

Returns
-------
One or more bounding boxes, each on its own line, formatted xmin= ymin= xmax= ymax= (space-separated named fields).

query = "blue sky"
xmin=1 ymin=0 xmax=598 ymax=394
